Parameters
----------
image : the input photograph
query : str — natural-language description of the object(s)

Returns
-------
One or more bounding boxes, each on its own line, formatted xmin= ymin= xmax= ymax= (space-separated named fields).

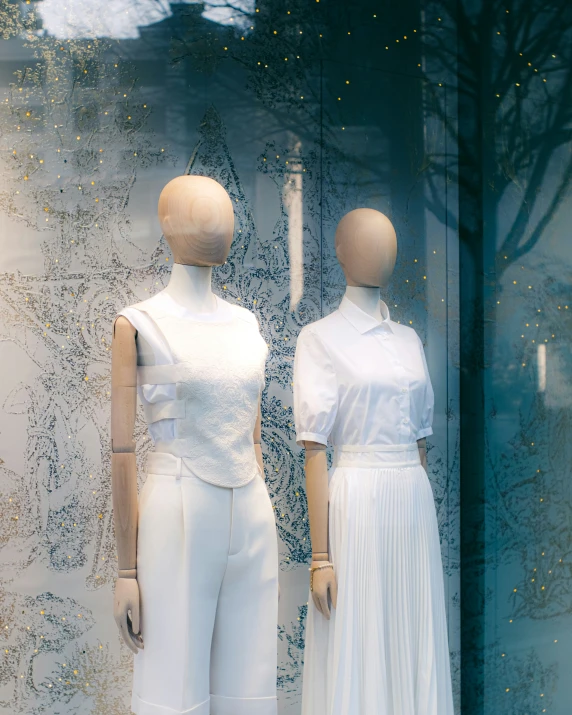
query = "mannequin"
xmin=305 ymin=209 xmax=426 ymax=612
xmin=111 ymin=175 xmax=278 ymax=715
xmin=294 ymin=207 xmax=453 ymax=715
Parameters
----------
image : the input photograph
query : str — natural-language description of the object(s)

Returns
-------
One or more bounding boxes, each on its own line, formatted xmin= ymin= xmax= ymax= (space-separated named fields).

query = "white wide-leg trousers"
xmin=131 ymin=452 xmax=279 ymax=715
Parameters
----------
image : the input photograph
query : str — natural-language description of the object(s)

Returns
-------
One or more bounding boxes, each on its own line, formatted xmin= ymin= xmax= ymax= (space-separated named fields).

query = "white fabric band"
xmin=335 ymin=443 xmax=419 ymax=452
xmin=333 ymin=443 xmax=421 ymax=469
xmin=146 ymin=451 xmax=198 ymax=480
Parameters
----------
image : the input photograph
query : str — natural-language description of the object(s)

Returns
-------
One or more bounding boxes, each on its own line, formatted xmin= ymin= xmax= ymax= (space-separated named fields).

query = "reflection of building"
xmin=283 ymin=143 xmax=303 ymax=311
xmin=36 ymin=0 xmax=255 ymax=39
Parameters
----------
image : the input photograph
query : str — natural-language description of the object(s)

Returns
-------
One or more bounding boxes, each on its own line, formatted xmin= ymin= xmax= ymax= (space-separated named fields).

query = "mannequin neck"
xmin=344 ymin=286 xmax=382 ymax=322
xmin=163 ymin=263 xmax=217 ymax=313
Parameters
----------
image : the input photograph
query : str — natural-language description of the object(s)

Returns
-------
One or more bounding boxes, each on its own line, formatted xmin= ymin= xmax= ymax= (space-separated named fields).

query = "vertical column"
xmin=457 ymin=1 xmax=487 ymax=713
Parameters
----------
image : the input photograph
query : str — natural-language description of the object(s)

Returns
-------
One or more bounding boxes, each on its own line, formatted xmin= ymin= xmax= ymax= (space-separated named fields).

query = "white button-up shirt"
xmin=293 ymin=296 xmax=434 ymax=447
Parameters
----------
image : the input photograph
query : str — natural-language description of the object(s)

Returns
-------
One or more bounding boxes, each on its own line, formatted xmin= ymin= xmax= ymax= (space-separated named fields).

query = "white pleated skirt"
xmin=301 ymin=445 xmax=454 ymax=715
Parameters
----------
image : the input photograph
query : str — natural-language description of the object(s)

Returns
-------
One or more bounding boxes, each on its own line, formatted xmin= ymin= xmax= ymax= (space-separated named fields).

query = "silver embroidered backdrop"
xmin=0 ymin=3 xmax=460 ymax=713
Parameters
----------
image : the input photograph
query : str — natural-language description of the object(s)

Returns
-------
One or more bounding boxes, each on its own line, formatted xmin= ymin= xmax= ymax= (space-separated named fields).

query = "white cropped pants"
xmin=131 ymin=452 xmax=279 ymax=715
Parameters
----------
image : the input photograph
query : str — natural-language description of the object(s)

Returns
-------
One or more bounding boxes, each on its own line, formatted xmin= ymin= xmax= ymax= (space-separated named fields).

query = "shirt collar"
xmin=338 ymin=295 xmax=394 ymax=334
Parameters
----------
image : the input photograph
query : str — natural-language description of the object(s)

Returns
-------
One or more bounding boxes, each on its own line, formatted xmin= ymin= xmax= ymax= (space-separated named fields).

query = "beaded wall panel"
xmin=0 ymin=3 xmax=459 ymax=714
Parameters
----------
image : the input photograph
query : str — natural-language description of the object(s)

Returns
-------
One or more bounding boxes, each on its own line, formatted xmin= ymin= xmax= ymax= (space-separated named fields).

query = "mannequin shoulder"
xmin=115 ymin=293 xmax=169 ymax=327
xmin=113 ymin=314 xmax=137 ymax=342
xmin=298 ymin=310 xmax=342 ymax=342
xmin=226 ymin=301 xmax=261 ymax=328
xmin=390 ymin=321 xmax=425 ymax=346
xmin=114 ymin=295 xmax=165 ymax=344
xmin=120 ymin=293 xmax=163 ymax=315
xmin=116 ymin=295 xmax=154 ymax=321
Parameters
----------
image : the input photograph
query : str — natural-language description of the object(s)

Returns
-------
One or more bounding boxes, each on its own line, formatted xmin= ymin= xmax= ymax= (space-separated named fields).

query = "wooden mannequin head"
xmin=335 ymin=208 xmax=397 ymax=287
xmin=158 ymin=175 xmax=234 ymax=266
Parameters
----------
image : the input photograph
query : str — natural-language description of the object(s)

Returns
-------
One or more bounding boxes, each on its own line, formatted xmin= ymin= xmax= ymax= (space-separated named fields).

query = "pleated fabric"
xmin=301 ymin=448 xmax=454 ymax=715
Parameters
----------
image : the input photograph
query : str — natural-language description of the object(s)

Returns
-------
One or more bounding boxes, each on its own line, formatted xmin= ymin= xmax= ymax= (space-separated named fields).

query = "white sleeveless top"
xmin=117 ymin=291 xmax=268 ymax=488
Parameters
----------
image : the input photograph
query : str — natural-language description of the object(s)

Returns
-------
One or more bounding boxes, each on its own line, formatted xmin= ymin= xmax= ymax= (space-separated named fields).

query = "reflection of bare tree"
xmin=424 ymin=0 xmax=572 ymax=274
xmin=490 ymin=649 xmax=557 ymax=715
xmin=422 ymin=4 xmax=572 ymax=713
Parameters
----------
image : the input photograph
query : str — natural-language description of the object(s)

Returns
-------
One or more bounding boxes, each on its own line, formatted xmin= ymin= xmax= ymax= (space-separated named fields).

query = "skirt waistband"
xmin=332 ymin=443 xmax=421 ymax=469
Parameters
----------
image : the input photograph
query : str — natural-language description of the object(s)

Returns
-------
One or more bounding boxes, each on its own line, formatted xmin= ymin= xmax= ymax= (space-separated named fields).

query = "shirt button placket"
xmin=383 ymin=333 xmax=408 ymax=442
xmin=401 ymin=385 xmax=411 ymax=440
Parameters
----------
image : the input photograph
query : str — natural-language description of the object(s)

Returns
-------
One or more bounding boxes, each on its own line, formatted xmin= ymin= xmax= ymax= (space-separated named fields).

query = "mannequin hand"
xmin=311 ymin=562 xmax=338 ymax=620
xmin=114 ymin=577 xmax=144 ymax=654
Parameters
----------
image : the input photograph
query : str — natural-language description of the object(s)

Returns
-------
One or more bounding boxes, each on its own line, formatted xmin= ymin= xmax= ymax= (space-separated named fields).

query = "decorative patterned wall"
xmin=0 ymin=3 xmax=459 ymax=714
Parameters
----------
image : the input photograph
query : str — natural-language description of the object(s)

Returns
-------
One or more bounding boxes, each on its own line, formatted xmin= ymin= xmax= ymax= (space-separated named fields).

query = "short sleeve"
xmin=416 ymin=334 xmax=434 ymax=440
xmin=293 ymin=327 xmax=338 ymax=447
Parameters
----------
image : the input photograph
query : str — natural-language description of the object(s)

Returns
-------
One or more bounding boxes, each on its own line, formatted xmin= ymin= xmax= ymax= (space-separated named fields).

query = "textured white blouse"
xmin=117 ymin=291 xmax=268 ymax=487
xmin=293 ymin=296 xmax=434 ymax=448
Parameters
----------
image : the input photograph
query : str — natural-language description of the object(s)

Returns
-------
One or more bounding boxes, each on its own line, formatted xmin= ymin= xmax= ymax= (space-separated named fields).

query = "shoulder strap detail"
xmin=117 ymin=305 xmax=174 ymax=366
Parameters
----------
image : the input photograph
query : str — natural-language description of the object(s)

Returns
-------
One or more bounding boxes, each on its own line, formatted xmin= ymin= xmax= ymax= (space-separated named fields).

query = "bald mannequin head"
xmin=335 ymin=208 xmax=397 ymax=287
xmin=158 ymin=175 xmax=234 ymax=266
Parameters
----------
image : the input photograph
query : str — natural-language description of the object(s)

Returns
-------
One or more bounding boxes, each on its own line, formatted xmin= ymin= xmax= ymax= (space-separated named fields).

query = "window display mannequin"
xmin=111 ymin=175 xmax=278 ymax=715
xmin=293 ymin=208 xmax=454 ymax=715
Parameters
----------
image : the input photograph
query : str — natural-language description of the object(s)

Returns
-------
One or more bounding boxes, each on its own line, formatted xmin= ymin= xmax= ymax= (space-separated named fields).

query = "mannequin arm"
xmin=417 ymin=437 xmax=427 ymax=471
xmin=111 ymin=316 xmax=143 ymax=653
xmin=304 ymin=441 xmax=337 ymax=619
